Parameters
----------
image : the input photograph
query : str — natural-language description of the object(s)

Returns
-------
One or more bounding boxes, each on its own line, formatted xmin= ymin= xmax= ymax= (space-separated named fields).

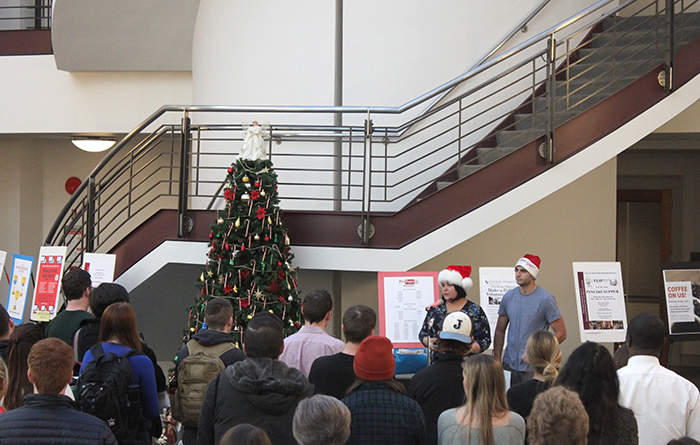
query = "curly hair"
xmin=528 ymin=386 xmax=589 ymax=445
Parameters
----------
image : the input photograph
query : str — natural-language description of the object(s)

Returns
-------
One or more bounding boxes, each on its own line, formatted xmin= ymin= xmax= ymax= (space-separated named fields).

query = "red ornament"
xmin=225 ymin=243 xmax=230 ymax=250
xmin=268 ymin=280 xmax=280 ymax=294
xmin=227 ymin=167 xmax=233 ymax=174
xmin=241 ymin=244 xmax=245 ymax=251
xmin=264 ymin=236 xmax=270 ymax=241
xmin=254 ymin=181 xmax=260 ymax=188
xmin=201 ymin=288 xmax=206 ymax=295
xmin=294 ymin=322 xmax=300 ymax=328
xmin=224 ymin=188 xmax=235 ymax=201
xmin=250 ymin=190 xmax=260 ymax=201
xmin=241 ymin=269 xmax=250 ymax=279
xmin=224 ymin=284 xmax=234 ymax=294
xmin=209 ymin=232 xmax=213 ymax=240
xmin=277 ymin=261 xmax=282 ymax=266
xmin=256 ymin=208 xmax=266 ymax=220
xmin=277 ymin=270 xmax=285 ymax=280
xmin=240 ymin=299 xmax=250 ymax=308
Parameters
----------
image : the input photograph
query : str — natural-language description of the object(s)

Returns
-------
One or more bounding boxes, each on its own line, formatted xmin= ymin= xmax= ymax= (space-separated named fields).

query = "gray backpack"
xmin=170 ymin=340 xmax=235 ymax=427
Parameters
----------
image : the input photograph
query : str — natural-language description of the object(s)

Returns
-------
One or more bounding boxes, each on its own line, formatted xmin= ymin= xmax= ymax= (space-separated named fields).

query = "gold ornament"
xmin=241 ymin=193 xmax=250 ymax=202
xmin=218 ymin=276 xmax=225 ymax=284
xmin=285 ymin=234 xmax=290 ymax=245
xmin=217 ymin=218 xmax=224 ymax=224
xmin=207 ymin=270 xmax=214 ymax=277
xmin=235 ymin=218 xmax=241 ymax=228
xmin=254 ymin=234 xmax=260 ymax=241
xmin=200 ymin=273 xmax=205 ymax=281
xmin=267 ymin=216 xmax=272 ymax=225
xmin=233 ymin=285 xmax=238 ymax=293
xmin=260 ymin=190 xmax=266 ymax=197
xmin=242 ymin=176 xmax=250 ymax=183
xmin=254 ymin=289 xmax=264 ymax=299
xmin=190 ymin=327 xmax=195 ymax=332
xmin=247 ymin=314 xmax=253 ymax=319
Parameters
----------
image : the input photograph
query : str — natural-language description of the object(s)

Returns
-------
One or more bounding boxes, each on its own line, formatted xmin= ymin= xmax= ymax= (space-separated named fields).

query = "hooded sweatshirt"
xmin=197 ymin=357 xmax=313 ymax=445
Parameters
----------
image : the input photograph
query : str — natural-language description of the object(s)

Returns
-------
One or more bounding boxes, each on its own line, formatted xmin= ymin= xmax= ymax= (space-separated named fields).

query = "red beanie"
xmin=353 ymin=336 xmax=395 ymax=381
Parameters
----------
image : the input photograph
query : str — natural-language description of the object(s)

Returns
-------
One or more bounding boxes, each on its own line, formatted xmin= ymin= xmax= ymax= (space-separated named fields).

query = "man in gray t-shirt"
xmin=493 ymin=254 xmax=566 ymax=386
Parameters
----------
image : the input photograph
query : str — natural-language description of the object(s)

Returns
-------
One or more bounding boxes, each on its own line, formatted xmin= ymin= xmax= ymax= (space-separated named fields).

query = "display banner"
xmin=573 ymin=262 xmax=627 ymax=343
xmin=30 ymin=246 xmax=67 ymax=322
xmin=479 ymin=267 xmax=517 ymax=348
xmin=82 ymin=253 xmax=116 ymax=286
xmin=6 ymin=254 xmax=34 ymax=324
xmin=662 ymin=269 xmax=700 ymax=336
xmin=378 ymin=271 xmax=439 ymax=348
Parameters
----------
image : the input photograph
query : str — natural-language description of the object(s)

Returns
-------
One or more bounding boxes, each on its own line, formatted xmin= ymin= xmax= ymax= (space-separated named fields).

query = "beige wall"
xmin=0 ymin=137 xmax=104 ymax=305
xmin=305 ymin=159 xmax=618 ymax=360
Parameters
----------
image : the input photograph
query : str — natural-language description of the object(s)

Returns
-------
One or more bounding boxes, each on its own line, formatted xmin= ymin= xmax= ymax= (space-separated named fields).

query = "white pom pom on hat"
xmin=438 ymin=265 xmax=473 ymax=293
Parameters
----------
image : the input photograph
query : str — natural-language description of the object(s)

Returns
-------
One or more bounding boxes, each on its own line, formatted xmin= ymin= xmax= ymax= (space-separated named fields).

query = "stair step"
xmin=577 ymin=44 xmax=661 ymax=65
xmin=457 ymin=164 xmax=483 ymax=179
xmin=567 ymin=58 xmax=660 ymax=82
xmin=513 ymin=111 xmax=578 ymax=131
xmin=591 ymin=26 xmax=699 ymax=49
xmin=534 ymin=92 xmax=612 ymax=113
xmin=602 ymin=12 xmax=700 ymax=33
xmin=476 ymin=147 xmax=518 ymax=165
xmin=495 ymin=128 xmax=544 ymax=148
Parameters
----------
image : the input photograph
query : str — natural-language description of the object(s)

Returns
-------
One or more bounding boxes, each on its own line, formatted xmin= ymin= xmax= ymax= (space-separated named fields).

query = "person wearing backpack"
xmin=172 ymin=298 xmax=246 ymax=445
xmin=78 ymin=302 xmax=161 ymax=445
xmin=0 ymin=338 xmax=117 ymax=444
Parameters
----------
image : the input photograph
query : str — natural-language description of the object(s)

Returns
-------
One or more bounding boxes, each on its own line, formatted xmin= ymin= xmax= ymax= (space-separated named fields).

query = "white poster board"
xmin=662 ymin=269 xmax=700 ymax=336
xmin=82 ymin=253 xmax=117 ymax=286
xmin=0 ymin=250 xmax=6 ymax=283
xmin=479 ymin=267 xmax=517 ymax=348
xmin=378 ymin=272 xmax=439 ymax=348
xmin=573 ymin=262 xmax=627 ymax=343
xmin=6 ymin=254 xmax=34 ymax=324
xmin=30 ymin=246 xmax=67 ymax=322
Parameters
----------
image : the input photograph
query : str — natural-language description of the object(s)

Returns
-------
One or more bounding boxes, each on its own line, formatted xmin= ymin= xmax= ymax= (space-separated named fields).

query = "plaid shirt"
xmin=419 ymin=299 xmax=491 ymax=353
xmin=342 ymin=382 xmax=427 ymax=445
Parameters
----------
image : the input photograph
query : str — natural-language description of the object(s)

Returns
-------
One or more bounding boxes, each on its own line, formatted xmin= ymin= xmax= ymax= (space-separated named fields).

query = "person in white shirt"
xmin=617 ymin=312 xmax=700 ymax=445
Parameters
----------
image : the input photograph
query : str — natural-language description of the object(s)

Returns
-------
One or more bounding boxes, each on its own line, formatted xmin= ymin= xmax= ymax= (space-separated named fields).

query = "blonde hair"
xmin=528 ymin=386 xmax=589 ymax=445
xmin=459 ymin=355 xmax=509 ymax=445
xmin=525 ymin=330 xmax=561 ymax=384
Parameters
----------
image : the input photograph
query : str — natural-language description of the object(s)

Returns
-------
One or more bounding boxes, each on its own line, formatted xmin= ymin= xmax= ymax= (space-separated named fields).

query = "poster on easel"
xmin=573 ymin=262 xmax=627 ymax=343
xmin=6 ymin=254 xmax=34 ymax=324
xmin=30 ymin=246 xmax=67 ymax=322
xmin=662 ymin=269 xmax=700 ymax=336
xmin=82 ymin=253 xmax=116 ymax=286
xmin=479 ymin=267 xmax=517 ymax=347
xmin=378 ymin=272 xmax=439 ymax=348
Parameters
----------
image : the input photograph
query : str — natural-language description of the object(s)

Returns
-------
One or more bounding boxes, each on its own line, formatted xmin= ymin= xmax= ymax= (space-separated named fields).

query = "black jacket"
xmin=0 ymin=393 xmax=117 ymax=445
xmin=198 ymin=357 xmax=313 ymax=445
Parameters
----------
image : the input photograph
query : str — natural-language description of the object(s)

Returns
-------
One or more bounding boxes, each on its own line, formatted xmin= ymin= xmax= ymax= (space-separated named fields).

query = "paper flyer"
xmin=0 ymin=250 xmax=6 ymax=283
xmin=30 ymin=246 xmax=67 ymax=322
xmin=82 ymin=253 xmax=116 ymax=286
xmin=573 ymin=262 xmax=627 ymax=343
xmin=378 ymin=272 xmax=439 ymax=348
xmin=479 ymin=267 xmax=518 ymax=345
xmin=6 ymin=254 xmax=34 ymax=324
xmin=662 ymin=269 xmax=700 ymax=335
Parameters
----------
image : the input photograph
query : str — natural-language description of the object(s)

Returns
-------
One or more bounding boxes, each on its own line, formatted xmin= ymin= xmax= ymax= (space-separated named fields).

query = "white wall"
xmin=0 ymin=56 xmax=192 ymax=134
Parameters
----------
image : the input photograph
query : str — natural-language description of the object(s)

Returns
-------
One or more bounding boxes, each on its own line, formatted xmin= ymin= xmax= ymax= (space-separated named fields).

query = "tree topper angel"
xmin=237 ymin=121 xmax=269 ymax=161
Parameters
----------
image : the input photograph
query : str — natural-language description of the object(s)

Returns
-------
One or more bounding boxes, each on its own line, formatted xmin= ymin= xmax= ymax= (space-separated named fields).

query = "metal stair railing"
xmin=46 ymin=0 xmax=697 ymax=270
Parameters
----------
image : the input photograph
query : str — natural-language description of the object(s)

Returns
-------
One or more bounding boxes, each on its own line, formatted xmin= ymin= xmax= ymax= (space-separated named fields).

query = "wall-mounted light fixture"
xmin=71 ymin=137 xmax=116 ymax=152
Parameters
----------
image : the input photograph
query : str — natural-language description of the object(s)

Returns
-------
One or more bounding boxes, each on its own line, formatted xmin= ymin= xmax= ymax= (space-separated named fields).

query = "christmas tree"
xmin=185 ymin=147 xmax=302 ymax=344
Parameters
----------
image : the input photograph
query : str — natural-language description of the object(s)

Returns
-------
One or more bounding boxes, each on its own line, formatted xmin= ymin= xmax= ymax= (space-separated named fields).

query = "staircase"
xmin=428 ymin=7 xmax=700 ymax=194
xmin=44 ymin=0 xmax=700 ymax=276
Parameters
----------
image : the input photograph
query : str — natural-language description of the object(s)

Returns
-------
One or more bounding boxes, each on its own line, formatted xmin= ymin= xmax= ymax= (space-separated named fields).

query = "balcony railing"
xmin=46 ymin=0 xmax=699 ymax=271
xmin=0 ymin=0 xmax=51 ymax=30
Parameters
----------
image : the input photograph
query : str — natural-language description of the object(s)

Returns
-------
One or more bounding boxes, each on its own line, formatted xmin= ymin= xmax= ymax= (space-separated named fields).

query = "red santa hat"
xmin=438 ymin=265 xmax=473 ymax=293
xmin=516 ymin=254 xmax=541 ymax=279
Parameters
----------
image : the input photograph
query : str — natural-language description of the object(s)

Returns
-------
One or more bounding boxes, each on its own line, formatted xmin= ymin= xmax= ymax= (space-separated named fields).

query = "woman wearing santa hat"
xmin=419 ymin=265 xmax=491 ymax=357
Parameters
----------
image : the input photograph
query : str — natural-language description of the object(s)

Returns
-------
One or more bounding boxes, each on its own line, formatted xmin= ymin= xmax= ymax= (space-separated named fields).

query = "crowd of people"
xmin=0 ymin=254 xmax=699 ymax=445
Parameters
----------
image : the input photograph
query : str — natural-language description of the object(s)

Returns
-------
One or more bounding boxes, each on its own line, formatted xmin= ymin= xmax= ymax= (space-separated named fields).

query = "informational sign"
xmin=378 ymin=272 xmax=439 ymax=348
xmin=573 ymin=262 xmax=627 ymax=343
xmin=479 ymin=267 xmax=517 ymax=346
xmin=82 ymin=253 xmax=116 ymax=286
xmin=6 ymin=254 xmax=34 ymax=324
xmin=0 ymin=250 xmax=7 ymax=283
xmin=30 ymin=246 xmax=67 ymax=322
xmin=662 ymin=269 xmax=700 ymax=336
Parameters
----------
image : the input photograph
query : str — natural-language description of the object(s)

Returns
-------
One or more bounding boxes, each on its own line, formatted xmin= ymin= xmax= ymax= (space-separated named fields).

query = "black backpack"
xmin=76 ymin=343 xmax=148 ymax=445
